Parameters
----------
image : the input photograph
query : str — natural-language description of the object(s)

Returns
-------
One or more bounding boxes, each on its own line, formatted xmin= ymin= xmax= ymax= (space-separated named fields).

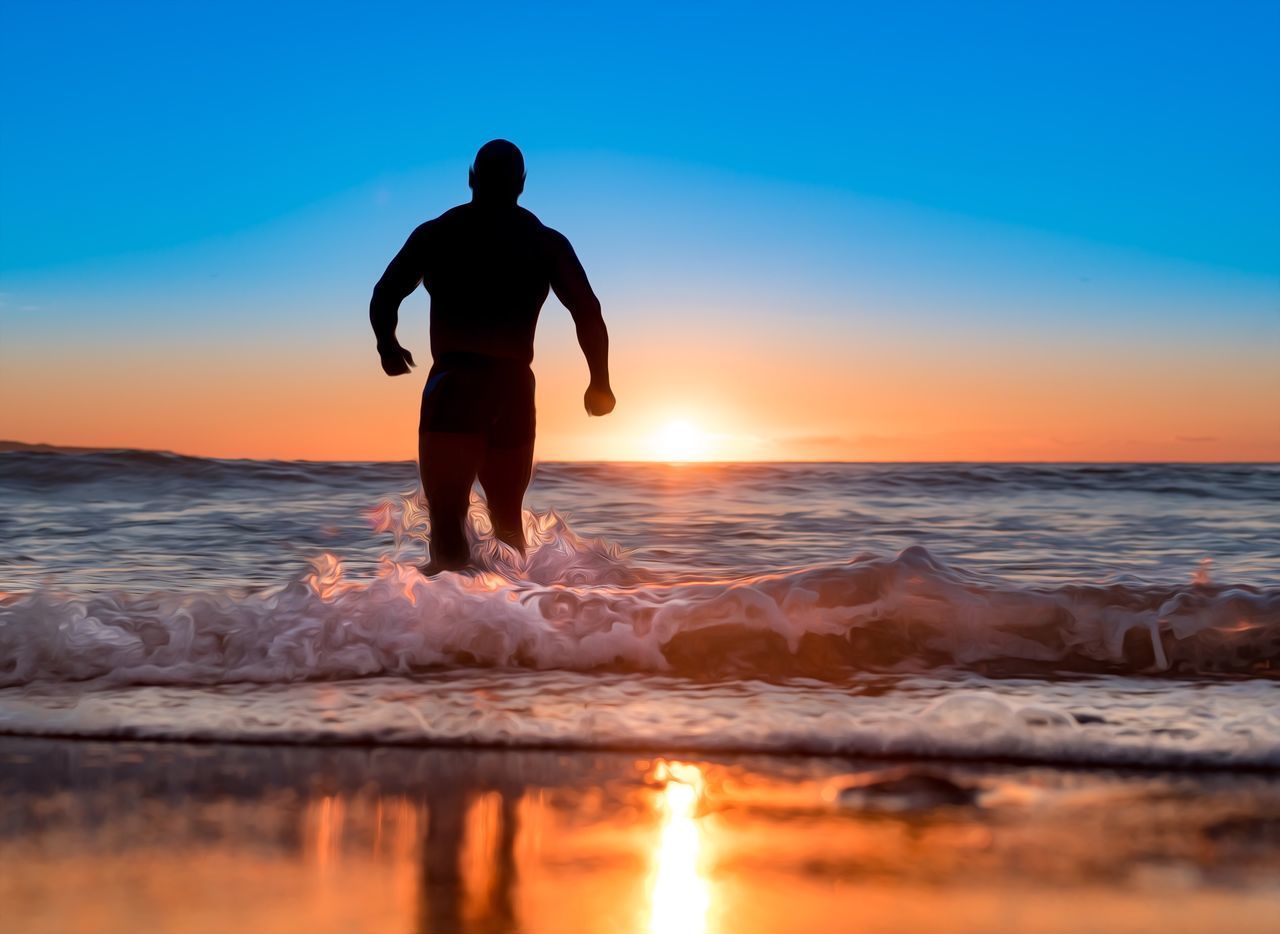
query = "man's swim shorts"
xmin=419 ymin=352 xmax=536 ymax=448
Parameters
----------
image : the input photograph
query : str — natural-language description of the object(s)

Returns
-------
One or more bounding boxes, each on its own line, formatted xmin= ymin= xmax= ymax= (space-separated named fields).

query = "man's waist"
xmin=430 ymin=351 xmax=533 ymax=372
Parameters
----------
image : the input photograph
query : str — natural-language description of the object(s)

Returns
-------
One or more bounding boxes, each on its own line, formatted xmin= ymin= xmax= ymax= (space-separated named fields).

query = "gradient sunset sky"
xmin=2 ymin=1 xmax=1277 ymax=461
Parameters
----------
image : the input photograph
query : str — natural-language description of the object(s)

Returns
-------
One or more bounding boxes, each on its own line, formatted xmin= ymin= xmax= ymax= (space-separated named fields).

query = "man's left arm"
xmin=549 ymin=230 xmax=614 ymax=416
xmin=369 ymin=225 xmax=429 ymax=376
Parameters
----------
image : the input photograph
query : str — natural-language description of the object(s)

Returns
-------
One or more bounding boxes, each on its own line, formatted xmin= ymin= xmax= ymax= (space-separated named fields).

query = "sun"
xmin=653 ymin=419 xmax=711 ymax=462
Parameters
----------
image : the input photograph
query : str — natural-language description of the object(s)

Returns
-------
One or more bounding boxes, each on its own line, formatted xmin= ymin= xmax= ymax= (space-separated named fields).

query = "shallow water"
xmin=0 ymin=453 xmax=1277 ymax=768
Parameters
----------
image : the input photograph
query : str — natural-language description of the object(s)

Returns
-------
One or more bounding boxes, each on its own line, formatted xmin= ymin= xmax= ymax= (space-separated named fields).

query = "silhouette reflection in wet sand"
xmin=416 ymin=761 xmax=711 ymax=933
xmin=4 ymin=738 xmax=1280 ymax=933
xmin=370 ymin=139 xmax=616 ymax=577
xmin=419 ymin=783 xmax=520 ymax=933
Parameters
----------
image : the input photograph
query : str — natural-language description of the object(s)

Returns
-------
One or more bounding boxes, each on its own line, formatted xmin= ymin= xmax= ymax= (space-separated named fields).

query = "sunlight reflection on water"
xmin=649 ymin=760 xmax=711 ymax=934
xmin=4 ymin=740 xmax=1280 ymax=933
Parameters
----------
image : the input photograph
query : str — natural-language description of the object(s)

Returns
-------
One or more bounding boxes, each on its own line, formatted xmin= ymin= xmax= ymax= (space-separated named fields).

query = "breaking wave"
xmin=1 ymin=497 xmax=1276 ymax=688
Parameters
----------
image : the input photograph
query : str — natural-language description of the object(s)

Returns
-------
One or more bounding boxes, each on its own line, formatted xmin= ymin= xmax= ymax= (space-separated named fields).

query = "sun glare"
xmin=653 ymin=419 xmax=711 ymax=462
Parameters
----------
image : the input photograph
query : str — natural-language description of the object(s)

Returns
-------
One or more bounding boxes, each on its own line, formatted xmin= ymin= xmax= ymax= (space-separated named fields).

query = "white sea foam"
xmin=1 ymin=673 xmax=1277 ymax=769
xmin=1 ymin=500 xmax=1275 ymax=687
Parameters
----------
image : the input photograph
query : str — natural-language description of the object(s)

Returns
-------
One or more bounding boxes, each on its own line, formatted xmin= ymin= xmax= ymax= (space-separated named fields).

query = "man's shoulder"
xmin=511 ymin=208 xmax=574 ymax=253
xmin=511 ymin=206 xmax=554 ymax=236
xmin=428 ymin=205 xmax=471 ymax=227
xmin=526 ymin=214 xmax=570 ymax=248
xmin=403 ymin=206 xmax=466 ymax=245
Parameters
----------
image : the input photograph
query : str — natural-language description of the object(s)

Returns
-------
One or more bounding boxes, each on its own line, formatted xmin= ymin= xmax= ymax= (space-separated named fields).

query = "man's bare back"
xmin=369 ymin=140 xmax=614 ymax=574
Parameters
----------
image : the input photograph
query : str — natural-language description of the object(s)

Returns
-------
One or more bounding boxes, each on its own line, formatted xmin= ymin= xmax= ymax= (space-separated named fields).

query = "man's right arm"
xmin=369 ymin=224 xmax=430 ymax=376
xmin=548 ymin=231 xmax=615 ymax=416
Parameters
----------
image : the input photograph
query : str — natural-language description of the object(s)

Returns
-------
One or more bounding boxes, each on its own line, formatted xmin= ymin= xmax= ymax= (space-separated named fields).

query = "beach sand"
xmin=3 ymin=736 xmax=1278 ymax=933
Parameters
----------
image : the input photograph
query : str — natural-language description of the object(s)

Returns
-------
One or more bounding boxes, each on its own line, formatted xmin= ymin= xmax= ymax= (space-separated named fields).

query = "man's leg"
xmin=419 ymin=431 xmax=486 ymax=572
xmin=478 ymin=442 xmax=534 ymax=555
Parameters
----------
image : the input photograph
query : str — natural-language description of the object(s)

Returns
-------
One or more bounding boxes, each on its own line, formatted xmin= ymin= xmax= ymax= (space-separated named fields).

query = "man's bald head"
xmin=469 ymin=139 xmax=525 ymax=202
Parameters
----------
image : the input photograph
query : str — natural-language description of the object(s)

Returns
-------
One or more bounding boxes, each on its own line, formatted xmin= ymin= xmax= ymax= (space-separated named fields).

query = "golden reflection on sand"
xmin=648 ymin=760 xmax=712 ymax=934
xmin=6 ymin=742 xmax=1280 ymax=934
xmin=459 ymin=790 xmax=511 ymax=925
xmin=307 ymin=795 xmax=343 ymax=873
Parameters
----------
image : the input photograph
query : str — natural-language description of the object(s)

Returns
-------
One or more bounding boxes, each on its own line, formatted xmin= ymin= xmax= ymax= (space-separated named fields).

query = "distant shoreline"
xmin=2 ymin=440 xmax=1276 ymax=466
xmin=0 ymin=440 xmax=181 ymax=456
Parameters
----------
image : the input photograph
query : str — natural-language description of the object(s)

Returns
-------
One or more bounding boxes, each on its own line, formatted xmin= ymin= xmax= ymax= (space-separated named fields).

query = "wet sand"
xmin=2 ymin=736 xmax=1278 ymax=933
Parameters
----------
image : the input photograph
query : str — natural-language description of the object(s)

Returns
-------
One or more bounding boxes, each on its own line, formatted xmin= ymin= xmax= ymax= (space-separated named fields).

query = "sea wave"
xmin=1 ymin=500 xmax=1275 ymax=687
xmin=0 ymin=448 xmax=407 ymax=492
xmin=3 ymin=448 xmax=1278 ymax=500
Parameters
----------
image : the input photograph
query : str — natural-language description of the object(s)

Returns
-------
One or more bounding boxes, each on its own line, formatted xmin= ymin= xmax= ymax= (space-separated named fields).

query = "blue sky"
xmin=3 ymin=1 xmax=1277 ymax=274
xmin=1 ymin=1 xmax=1277 ymax=460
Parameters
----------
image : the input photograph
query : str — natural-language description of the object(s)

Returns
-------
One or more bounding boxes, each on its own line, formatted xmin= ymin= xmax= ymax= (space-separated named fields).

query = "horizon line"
xmin=2 ymin=440 xmax=1277 ymax=467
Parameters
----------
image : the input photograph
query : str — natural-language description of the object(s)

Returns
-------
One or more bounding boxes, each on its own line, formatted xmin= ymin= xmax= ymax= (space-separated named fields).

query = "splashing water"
xmin=1 ymin=490 xmax=1275 ymax=688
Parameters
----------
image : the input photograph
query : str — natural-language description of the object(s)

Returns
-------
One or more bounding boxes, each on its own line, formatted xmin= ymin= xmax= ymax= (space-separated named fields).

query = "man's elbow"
xmin=577 ymin=294 xmax=604 ymax=325
xmin=370 ymin=283 xmax=401 ymax=323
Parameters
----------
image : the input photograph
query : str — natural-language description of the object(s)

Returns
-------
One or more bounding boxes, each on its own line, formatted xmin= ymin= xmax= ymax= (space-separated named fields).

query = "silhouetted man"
xmin=370 ymin=140 xmax=614 ymax=574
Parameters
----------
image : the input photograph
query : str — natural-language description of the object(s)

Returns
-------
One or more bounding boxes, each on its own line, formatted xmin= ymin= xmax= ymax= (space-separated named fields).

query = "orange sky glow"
xmin=3 ymin=318 xmax=1277 ymax=462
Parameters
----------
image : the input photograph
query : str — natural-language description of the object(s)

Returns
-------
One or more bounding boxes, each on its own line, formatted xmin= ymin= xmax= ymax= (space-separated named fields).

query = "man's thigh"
xmin=478 ymin=442 xmax=534 ymax=514
xmin=419 ymin=432 xmax=486 ymax=497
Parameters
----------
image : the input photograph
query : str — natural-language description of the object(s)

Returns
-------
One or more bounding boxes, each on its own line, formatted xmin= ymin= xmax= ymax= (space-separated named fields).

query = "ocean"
xmin=4 ymin=451 xmax=1280 ymax=932
xmin=1 ymin=453 xmax=1276 ymax=767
